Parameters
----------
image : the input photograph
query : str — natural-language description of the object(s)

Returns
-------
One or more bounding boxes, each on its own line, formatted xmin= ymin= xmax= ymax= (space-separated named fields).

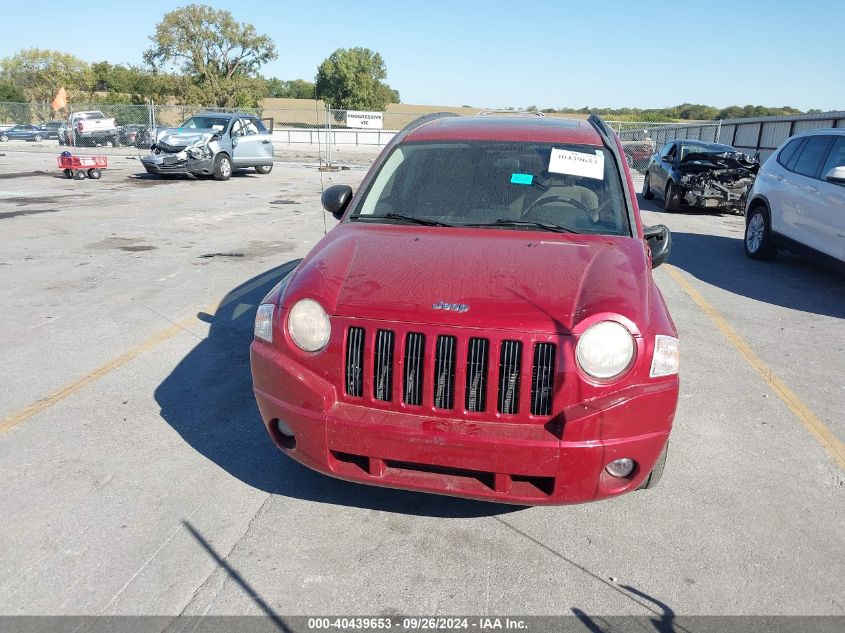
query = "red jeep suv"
xmin=250 ymin=113 xmax=679 ymax=505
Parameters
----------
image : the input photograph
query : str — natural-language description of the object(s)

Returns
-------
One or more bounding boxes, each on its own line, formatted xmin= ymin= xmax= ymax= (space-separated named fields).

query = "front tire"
xmin=664 ymin=180 xmax=681 ymax=212
xmin=744 ymin=205 xmax=775 ymax=260
xmin=643 ymin=172 xmax=654 ymax=200
xmin=638 ymin=441 xmax=668 ymax=490
xmin=213 ymin=153 xmax=232 ymax=181
xmin=255 ymin=164 xmax=273 ymax=175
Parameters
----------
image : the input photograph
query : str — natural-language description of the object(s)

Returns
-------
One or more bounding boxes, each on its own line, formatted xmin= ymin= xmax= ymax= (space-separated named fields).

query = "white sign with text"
xmin=346 ymin=111 xmax=384 ymax=129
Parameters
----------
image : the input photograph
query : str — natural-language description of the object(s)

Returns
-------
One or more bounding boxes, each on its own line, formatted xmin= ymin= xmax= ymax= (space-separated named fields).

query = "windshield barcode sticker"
xmin=548 ymin=148 xmax=604 ymax=180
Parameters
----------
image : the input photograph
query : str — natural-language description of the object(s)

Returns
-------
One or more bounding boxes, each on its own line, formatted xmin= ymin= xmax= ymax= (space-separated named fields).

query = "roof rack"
xmin=477 ymin=110 xmax=545 ymax=117
xmin=394 ymin=111 xmax=460 ymax=139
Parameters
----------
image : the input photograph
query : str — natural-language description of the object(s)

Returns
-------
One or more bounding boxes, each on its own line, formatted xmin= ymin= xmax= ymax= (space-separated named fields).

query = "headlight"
xmin=575 ymin=321 xmax=635 ymax=380
xmin=254 ymin=304 xmax=275 ymax=343
xmin=287 ymin=299 xmax=331 ymax=352
xmin=650 ymin=335 xmax=679 ymax=378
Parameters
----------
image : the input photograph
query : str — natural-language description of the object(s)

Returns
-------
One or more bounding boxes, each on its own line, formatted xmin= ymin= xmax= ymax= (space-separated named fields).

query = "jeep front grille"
xmin=497 ymin=340 xmax=522 ymax=415
xmin=403 ymin=332 xmax=425 ymax=406
xmin=433 ymin=335 xmax=457 ymax=409
xmin=373 ymin=329 xmax=394 ymax=401
xmin=343 ymin=325 xmax=556 ymax=418
xmin=465 ymin=338 xmax=489 ymax=413
xmin=530 ymin=342 xmax=556 ymax=416
xmin=345 ymin=327 xmax=365 ymax=397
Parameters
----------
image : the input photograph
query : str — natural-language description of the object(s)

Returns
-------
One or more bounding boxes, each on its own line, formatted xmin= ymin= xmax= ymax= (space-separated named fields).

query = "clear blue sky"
xmin=1 ymin=0 xmax=841 ymax=111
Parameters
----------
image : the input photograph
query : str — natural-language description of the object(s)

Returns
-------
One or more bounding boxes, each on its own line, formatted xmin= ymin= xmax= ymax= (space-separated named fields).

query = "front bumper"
xmin=141 ymin=153 xmax=213 ymax=176
xmin=251 ymin=342 xmax=677 ymax=505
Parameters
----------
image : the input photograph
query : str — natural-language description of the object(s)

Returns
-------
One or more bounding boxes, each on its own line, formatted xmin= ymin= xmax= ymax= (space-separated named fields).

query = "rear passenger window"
xmin=777 ymin=138 xmax=804 ymax=168
xmin=792 ymin=137 xmax=833 ymax=178
xmin=820 ymin=138 xmax=845 ymax=177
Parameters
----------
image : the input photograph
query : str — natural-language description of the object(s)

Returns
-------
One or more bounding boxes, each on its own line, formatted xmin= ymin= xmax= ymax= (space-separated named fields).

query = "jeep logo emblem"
xmin=432 ymin=300 xmax=469 ymax=313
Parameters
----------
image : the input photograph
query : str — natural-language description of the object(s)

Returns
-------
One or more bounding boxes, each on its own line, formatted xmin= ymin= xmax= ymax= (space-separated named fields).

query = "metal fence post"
xmin=326 ymin=103 xmax=332 ymax=167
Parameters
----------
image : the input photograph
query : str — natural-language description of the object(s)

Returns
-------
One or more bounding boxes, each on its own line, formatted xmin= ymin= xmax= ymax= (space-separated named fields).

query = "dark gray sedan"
xmin=0 ymin=125 xmax=49 ymax=142
xmin=642 ymin=140 xmax=758 ymax=212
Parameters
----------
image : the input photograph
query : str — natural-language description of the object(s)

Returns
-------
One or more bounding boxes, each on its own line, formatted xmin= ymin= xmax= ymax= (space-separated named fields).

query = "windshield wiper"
xmin=353 ymin=213 xmax=455 ymax=227
xmin=465 ymin=218 xmax=579 ymax=233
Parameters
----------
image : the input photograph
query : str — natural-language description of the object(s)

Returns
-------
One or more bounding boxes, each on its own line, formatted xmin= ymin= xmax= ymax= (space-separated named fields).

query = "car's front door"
xmin=813 ymin=136 xmax=845 ymax=261
xmin=652 ymin=142 xmax=676 ymax=196
xmin=230 ymin=117 xmax=272 ymax=167
xmin=780 ymin=135 xmax=834 ymax=255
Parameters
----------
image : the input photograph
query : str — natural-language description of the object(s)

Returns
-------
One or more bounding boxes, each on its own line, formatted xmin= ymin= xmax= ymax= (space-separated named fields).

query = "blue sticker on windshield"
xmin=510 ymin=173 xmax=533 ymax=185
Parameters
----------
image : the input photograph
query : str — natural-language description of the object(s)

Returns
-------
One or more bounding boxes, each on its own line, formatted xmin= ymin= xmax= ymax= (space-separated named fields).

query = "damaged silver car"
xmin=141 ymin=113 xmax=274 ymax=180
xmin=643 ymin=140 xmax=759 ymax=213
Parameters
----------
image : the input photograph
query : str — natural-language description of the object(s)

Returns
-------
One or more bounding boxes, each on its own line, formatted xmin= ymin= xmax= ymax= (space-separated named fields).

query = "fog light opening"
xmin=272 ymin=418 xmax=296 ymax=450
xmin=605 ymin=458 xmax=636 ymax=478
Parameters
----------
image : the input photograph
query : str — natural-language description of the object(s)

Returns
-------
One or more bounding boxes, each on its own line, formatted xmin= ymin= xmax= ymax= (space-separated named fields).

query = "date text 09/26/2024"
xmin=307 ymin=618 xmax=528 ymax=631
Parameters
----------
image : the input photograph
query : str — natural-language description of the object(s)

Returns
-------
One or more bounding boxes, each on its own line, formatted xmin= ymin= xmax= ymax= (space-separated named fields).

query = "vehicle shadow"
xmin=154 ymin=260 xmax=519 ymax=518
xmin=637 ymin=192 xmax=734 ymax=218
xmin=635 ymin=194 xmax=845 ymax=319
xmin=128 ymin=171 xmax=261 ymax=181
xmin=667 ymin=231 xmax=844 ymax=319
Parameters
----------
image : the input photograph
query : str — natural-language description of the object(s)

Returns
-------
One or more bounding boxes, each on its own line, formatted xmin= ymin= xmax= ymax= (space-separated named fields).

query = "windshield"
xmin=351 ymin=141 xmax=630 ymax=236
xmin=179 ymin=116 xmax=230 ymax=131
xmin=680 ymin=143 xmax=735 ymax=160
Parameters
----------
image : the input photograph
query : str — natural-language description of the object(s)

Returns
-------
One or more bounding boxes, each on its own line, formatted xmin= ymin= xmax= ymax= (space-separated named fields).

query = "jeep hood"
xmin=284 ymin=224 xmax=653 ymax=334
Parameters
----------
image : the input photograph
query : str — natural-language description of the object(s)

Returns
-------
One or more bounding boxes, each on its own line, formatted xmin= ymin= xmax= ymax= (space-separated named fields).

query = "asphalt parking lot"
xmin=0 ymin=150 xmax=843 ymax=618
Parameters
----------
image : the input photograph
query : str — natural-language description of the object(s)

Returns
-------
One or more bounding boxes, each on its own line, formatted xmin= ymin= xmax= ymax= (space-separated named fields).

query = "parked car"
xmin=37 ymin=121 xmax=63 ymax=140
xmin=59 ymin=111 xmax=119 ymax=147
xmin=250 ymin=113 xmax=680 ymax=505
xmin=0 ymin=125 xmax=48 ymax=142
xmin=141 ymin=112 xmax=274 ymax=179
xmin=643 ymin=140 xmax=759 ymax=212
xmin=620 ymin=130 xmax=656 ymax=172
xmin=744 ymin=129 xmax=845 ymax=266
xmin=116 ymin=124 xmax=156 ymax=148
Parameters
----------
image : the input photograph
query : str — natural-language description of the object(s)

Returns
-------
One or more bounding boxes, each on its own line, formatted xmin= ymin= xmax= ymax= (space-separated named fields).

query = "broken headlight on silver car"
xmin=185 ymin=141 xmax=212 ymax=160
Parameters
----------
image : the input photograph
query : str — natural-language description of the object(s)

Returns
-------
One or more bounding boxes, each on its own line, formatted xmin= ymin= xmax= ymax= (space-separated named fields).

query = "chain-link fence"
xmin=606 ymin=120 xmax=722 ymax=172
xmin=0 ymin=100 xmax=415 ymax=165
xmin=0 ymin=100 xmax=740 ymax=171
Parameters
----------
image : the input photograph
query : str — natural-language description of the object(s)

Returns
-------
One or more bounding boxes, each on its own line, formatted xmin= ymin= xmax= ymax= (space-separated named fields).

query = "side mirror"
xmin=824 ymin=165 xmax=845 ymax=185
xmin=321 ymin=184 xmax=353 ymax=220
xmin=662 ymin=155 xmax=674 ymax=163
xmin=643 ymin=224 xmax=672 ymax=269
xmin=231 ymin=137 xmax=238 ymax=148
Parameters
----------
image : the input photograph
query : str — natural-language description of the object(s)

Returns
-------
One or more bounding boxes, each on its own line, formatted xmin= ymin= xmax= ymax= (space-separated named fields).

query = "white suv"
xmin=744 ymin=129 xmax=845 ymax=265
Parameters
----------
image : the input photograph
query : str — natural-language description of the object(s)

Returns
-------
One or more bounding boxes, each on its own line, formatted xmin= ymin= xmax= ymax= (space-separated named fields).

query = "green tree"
xmin=0 ymin=49 xmax=92 ymax=102
xmin=266 ymin=78 xmax=316 ymax=99
xmin=90 ymin=62 xmax=180 ymax=101
xmin=143 ymin=4 xmax=277 ymax=107
xmin=315 ymin=48 xmax=399 ymax=110
xmin=0 ymin=79 xmax=26 ymax=102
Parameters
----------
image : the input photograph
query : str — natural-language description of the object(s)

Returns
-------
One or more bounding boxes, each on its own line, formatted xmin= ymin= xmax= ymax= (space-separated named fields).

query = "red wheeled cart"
xmin=57 ymin=153 xmax=109 ymax=180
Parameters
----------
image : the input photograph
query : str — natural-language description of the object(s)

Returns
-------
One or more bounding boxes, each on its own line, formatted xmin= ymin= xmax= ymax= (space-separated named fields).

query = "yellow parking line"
xmin=0 ymin=314 xmax=202 ymax=435
xmin=664 ymin=264 xmax=845 ymax=471
xmin=0 ymin=268 xmax=286 ymax=437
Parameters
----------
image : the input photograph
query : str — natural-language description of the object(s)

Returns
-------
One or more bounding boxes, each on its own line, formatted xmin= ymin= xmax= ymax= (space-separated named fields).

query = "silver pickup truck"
xmin=59 ymin=111 xmax=119 ymax=147
xmin=141 ymin=112 xmax=275 ymax=180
